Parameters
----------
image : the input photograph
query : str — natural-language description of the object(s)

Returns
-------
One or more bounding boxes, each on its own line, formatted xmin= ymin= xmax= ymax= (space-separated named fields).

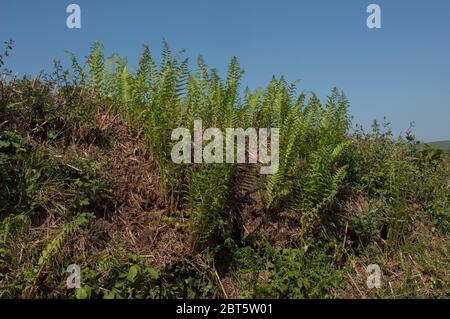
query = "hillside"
xmin=0 ymin=42 xmax=449 ymax=299
xmin=427 ymin=140 xmax=450 ymax=152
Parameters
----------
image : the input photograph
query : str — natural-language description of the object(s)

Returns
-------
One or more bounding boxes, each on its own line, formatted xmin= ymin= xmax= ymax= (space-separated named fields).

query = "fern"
xmin=189 ymin=164 xmax=233 ymax=250
xmin=66 ymin=41 xmax=354 ymax=248
xmin=28 ymin=213 xmax=94 ymax=296
xmin=119 ymin=65 xmax=132 ymax=124
xmin=87 ymin=41 xmax=105 ymax=93
xmin=299 ymin=142 xmax=350 ymax=238
xmin=131 ymin=44 xmax=154 ymax=106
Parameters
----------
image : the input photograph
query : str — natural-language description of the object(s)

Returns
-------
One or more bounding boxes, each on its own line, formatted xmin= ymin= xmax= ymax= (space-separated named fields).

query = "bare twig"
xmin=213 ymin=265 xmax=228 ymax=299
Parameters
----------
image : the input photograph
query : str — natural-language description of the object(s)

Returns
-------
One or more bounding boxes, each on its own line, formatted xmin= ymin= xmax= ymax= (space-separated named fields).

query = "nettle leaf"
xmin=127 ymin=265 xmax=140 ymax=282
xmin=146 ymin=267 xmax=160 ymax=280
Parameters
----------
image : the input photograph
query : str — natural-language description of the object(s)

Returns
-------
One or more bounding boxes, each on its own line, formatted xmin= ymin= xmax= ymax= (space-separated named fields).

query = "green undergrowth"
xmin=0 ymin=40 xmax=448 ymax=298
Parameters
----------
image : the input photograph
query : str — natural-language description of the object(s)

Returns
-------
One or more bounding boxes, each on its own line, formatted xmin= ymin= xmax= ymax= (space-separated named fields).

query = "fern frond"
xmin=65 ymin=51 xmax=85 ymax=85
xmin=27 ymin=213 xmax=94 ymax=296
xmin=87 ymin=41 xmax=105 ymax=92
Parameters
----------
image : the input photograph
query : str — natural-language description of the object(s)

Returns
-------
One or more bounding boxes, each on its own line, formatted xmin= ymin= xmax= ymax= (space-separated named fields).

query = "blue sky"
xmin=1 ymin=0 xmax=449 ymax=141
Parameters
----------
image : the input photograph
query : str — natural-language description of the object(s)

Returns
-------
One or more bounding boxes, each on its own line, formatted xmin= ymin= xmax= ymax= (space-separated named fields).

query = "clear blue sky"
xmin=1 ymin=0 xmax=449 ymax=141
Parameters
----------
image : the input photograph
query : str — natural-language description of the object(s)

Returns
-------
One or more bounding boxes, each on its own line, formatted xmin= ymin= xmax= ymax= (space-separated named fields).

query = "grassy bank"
xmin=0 ymin=41 xmax=448 ymax=299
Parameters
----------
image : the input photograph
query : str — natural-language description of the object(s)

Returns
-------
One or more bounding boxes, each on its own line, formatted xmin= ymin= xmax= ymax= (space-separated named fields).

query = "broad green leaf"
xmin=127 ymin=265 xmax=140 ymax=282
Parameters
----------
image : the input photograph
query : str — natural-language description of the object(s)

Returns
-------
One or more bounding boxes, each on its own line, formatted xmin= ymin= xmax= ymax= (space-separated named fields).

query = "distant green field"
xmin=425 ymin=140 xmax=450 ymax=151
